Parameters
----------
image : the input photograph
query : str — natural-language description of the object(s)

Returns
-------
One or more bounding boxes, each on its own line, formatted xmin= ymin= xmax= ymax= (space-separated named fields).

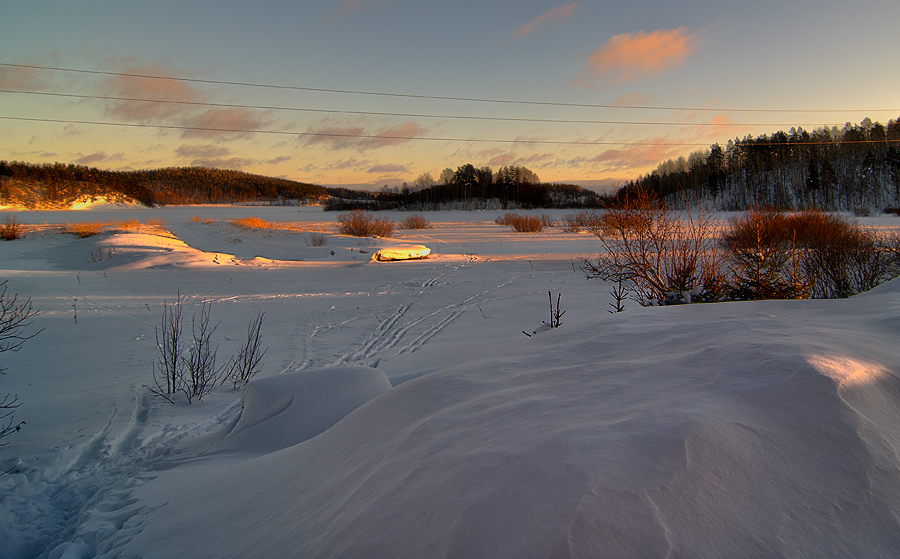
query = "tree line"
xmin=327 ymin=164 xmax=601 ymax=211
xmin=0 ymin=162 xmax=328 ymax=208
xmin=613 ymin=116 xmax=900 ymax=213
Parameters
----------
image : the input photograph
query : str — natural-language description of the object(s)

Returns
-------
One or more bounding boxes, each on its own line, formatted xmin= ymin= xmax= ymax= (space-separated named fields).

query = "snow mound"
xmin=121 ymin=287 xmax=900 ymax=558
xmin=215 ymin=367 xmax=392 ymax=453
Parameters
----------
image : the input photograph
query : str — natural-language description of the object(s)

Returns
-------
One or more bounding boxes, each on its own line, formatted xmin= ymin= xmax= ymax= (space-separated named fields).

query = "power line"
xmin=3 ymin=62 xmax=899 ymax=115
xmin=3 ymin=115 xmax=898 ymax=147
xmin=0 ymin=115 xmax=710 ymax=146
xmin=0 ymin=89 xmax=853 ymax=128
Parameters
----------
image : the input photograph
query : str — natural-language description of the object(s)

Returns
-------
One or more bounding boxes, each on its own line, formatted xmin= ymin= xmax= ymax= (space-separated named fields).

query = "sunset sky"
xmin=2 ymin=0 xmax=899 ymax=191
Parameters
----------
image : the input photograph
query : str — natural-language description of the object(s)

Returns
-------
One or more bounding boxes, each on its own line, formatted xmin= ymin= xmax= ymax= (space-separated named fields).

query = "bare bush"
xmin=495 ymin=213 xmax=518 ymax=227
xmin=582 ymin=189 xmax=719 ymax=305
xmin=496 ymin=212 xmax=543 ymax=232
xmin=1 ymin=281 xmax=41 ymax=445
xmin=152 ymin=294 xmax=267 ymax=403
xmin=337 ymin=210 xmax=394 ymax=237
xmin=512 ymin=215 xmax=543 ymax=232
xmin=152 ymin=292 xmax=184 ymax=403
xmin=306 ymin=232 xmax=327 ymax=246
xmin=1 ymin=215 xmax=26 ymax=240
xmin=401 ymin=214 xmax=432 ymax=230
xmin=722 ymin=209 xmax=809 ymax=300
xmin=540 ymin=214 xmax=555 ymax=228
xmin=561 ymin=211 xmax=601 ymax=233
xmin=722 ymin=208 xmax=898 ymax=299
xmin=223 ymin=312 xmax=267 ymax=389
xmin=182 ymin=301 xmax=222 ymax=403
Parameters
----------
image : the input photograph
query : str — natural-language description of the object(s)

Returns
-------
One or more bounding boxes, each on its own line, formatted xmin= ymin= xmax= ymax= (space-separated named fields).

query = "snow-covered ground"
xmin=1 ymin=206 xmax=899 ymax=558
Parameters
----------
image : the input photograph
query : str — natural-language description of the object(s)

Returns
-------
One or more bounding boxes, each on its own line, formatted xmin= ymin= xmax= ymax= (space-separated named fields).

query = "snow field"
xmin=1 ymin=206 xmax=899 ymax=558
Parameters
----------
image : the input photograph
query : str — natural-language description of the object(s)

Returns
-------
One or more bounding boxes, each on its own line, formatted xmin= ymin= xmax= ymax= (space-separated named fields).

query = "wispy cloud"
xmin=175 ymin=144 xmax=230 ymax=159
xmin=515 ymin=3 xmax=578 ymax=39
xmin=613 ymin=92 xmax=653 ymax=108
xmin=368 ymin=163 xmax=408 ymax=173
xmin=575 ymin=27 xmax=702 ymax=84
xmin=181 ymin=108 xmax=268 ymax=139
xmin=337 ymin=0 xmax=367 ymax=17
xmin=97 ymin=57 xmax=270 ymax=139
xmin=305 ymin=120 xmax=426 ymax=150
xmin=101 ymin=58 xmax=205 ymax=122
xmin=74 ymin=151 xmax=126 ymax=165
xmin=0 ymin=64 xmax=48 ymax=90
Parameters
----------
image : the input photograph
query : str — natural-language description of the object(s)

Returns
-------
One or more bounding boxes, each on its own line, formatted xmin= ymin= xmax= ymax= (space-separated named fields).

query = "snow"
xmin=1 ymin=206 xmax=899 ymax=558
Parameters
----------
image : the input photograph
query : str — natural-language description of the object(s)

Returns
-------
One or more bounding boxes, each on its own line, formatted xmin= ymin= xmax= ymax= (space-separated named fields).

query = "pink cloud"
xmin=613 ymin=92 xmax=653 ymax=108
xmin=488 ymin=152 xmax=517 ymax=166
xmin=577 ymin=27 xmax=702 ymax=84
xmin=515 ymin=3 xmax=578 ymax=39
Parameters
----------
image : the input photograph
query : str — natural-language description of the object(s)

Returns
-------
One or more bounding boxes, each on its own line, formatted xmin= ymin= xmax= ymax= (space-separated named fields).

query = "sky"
xmin=2 ymin=0 xmax=899 ymax=191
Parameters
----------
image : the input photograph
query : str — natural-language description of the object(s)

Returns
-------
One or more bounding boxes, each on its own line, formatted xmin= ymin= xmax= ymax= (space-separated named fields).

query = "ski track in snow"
xmin=332 ymin=256 xmax=513 ymax=368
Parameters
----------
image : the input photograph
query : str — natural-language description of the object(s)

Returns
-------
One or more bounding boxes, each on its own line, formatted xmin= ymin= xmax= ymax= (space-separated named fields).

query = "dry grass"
xmin=63 ymin=221 xmax=108 ymax=238
xmin=115 ymin=218 xmax=142 ymax=231
xmin=1 ymin=215 xmax=26 ymax=240
xmin=229 ymin=216 xmax=326 ymax=234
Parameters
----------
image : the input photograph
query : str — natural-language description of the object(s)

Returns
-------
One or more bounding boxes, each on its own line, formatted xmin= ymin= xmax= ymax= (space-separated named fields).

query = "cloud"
xmin=97 ymin=57 xmax=270 ymax=139
xmin=74 ymin=151 xmax=126 ymax=165
xmin=176 ymin=144 xmax=230 ymax=159
xmin=0 ymin=64 xmax=48 ymax=90
xmin=488 ymin=152 xmax=517 ymax=166
xmin=188 ymin=157 xmax=257 ymax=169
xmin=100 ymin=58 xmax=205 ymax=122
xmin=367 ymin=163 xmax=408 ymax=174
xmin=305 ymin=120 xmax=426 ymax=150
xmin=181 ymin=108 xmax=268 ymax=139
xmin=337 ymin=0 xmax=367 ymax=17
xmin=613 ymin=92 xmax=653 ymax=108
xmin=515 ymin=3 xmax=578 ymax=39
xmin=266 ymin=155 xmax=292 ymax=165
xmin=576 ymin=27 xmax=702 ymax=84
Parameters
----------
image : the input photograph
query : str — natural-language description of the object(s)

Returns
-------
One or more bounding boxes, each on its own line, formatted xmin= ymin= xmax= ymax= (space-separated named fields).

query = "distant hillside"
xmin=0 ymin=162 xmax=328 ymax=208
xmin=614 ymin=116 xmax=900 ymax=213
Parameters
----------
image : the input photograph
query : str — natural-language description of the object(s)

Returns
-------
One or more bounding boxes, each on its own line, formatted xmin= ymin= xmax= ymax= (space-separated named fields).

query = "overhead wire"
xmin=2 ymin=62 xmax=898 ymax=148
xmin=3 ymin=62 xmax=899 ymax=114
xmin=2 ymin=115 xmax=896 ymax=148
xmin=0 ymin=89 xmax=856 ymax=128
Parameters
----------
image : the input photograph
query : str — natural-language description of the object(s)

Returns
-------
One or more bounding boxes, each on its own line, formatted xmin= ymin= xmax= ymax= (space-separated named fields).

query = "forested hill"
xmin=0 ymin=162 xmax=328 ymax=207
xmin=613 ymin=116 xmax=900 ymax=213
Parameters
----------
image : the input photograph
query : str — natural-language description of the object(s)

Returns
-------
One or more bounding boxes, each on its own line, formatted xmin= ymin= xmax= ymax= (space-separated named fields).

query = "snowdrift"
xmin=215 ymin=367 xmax=392 ymax=454
xmin=122 ymin=282 xmax=900 ymax=559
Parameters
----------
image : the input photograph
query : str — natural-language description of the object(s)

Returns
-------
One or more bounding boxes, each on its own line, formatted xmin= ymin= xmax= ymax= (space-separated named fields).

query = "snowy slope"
xmin=120 ymin=282 xmax=900 ymax=559
xmin=1 ymin=207 xmax=899 ymax=559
